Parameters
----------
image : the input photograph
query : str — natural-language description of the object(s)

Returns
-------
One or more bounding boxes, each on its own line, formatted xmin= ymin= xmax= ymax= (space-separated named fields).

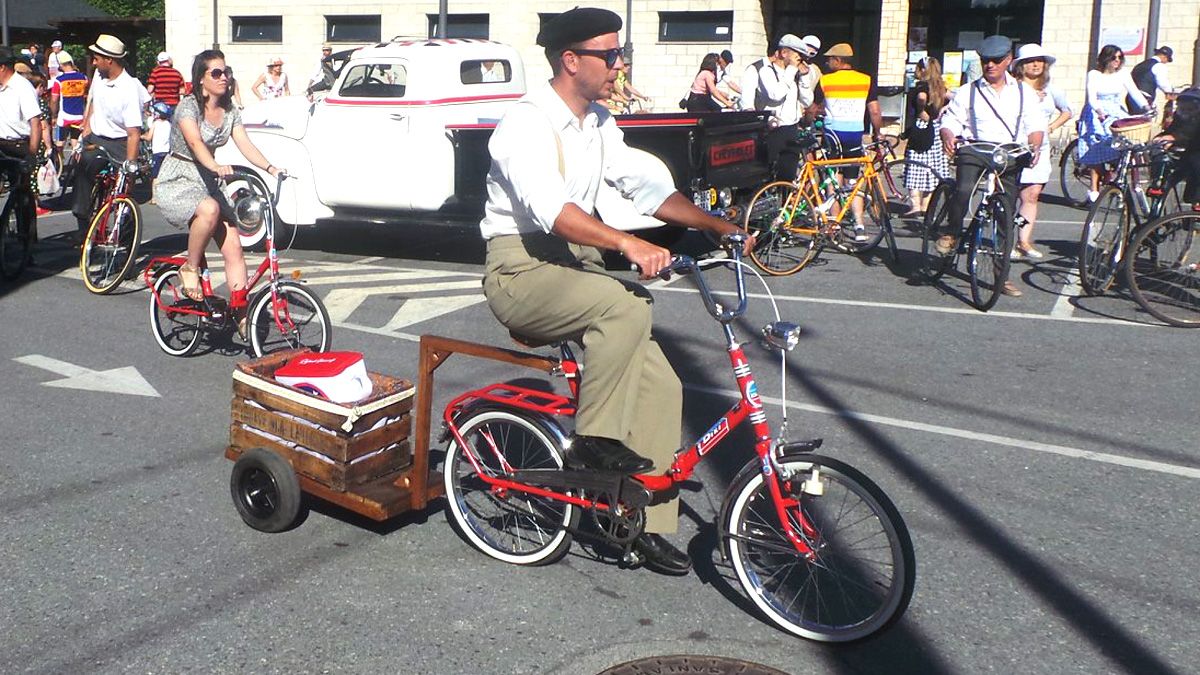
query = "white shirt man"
xmin=739 ymin=40 xmax=801 ymax=125
xmin=0 ymin=54 xmax=43 ymax=158
xmin=87 ymin=68 xmax=146 ymax=139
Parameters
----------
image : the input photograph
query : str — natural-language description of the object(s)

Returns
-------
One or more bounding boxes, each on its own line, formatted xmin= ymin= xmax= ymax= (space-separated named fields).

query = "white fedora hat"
xmin=89 ymin=34 xmax=127 ymax=59
xmin=1014 ymin=43 xmax=1056 ymax=66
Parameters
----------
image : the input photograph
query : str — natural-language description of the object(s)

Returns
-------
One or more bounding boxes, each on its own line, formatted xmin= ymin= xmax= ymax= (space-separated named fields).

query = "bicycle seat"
xmin=509 ymin=331 xmax=561 ymax=349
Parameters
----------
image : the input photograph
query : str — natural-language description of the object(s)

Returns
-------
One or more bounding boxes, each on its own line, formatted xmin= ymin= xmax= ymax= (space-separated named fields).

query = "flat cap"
xmin=536 ymin=7 xmax=622 ymax=51
xmin=978 ymin=35 xmax=1012 ymax=60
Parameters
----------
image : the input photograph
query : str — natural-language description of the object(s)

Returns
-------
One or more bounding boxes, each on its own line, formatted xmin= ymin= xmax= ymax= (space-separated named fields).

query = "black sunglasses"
xmin=571 ymin=47 xmax=624 ymax=69
xmin=982 ymin=55 xmax=1008 ymax=65
xmin=209 ymin=67 xmax=231 ymax=79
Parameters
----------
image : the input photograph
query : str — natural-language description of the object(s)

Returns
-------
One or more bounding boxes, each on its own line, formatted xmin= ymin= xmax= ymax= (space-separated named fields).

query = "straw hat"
xmin=89 ymin=34 xmax=127 ymax=59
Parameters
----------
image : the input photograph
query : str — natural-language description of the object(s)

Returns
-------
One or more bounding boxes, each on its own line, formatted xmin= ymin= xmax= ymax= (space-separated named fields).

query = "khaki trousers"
xmin=482 ymin=233 xmax=683 ymax=533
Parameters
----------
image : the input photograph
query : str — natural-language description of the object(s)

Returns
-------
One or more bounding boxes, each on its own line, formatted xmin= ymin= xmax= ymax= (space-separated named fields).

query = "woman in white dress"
xmin=1012 ymin=44 xmax=1072 ymax=259
xmin=251 ymin=57 xmax=290 ymax=100
xmin=1076 ymin=45 xmax=1148 ymax=201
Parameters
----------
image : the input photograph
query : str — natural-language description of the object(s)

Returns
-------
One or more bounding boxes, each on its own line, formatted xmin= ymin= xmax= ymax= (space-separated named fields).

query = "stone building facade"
xmin=165 ymin=0 xmax=1196 ymax=121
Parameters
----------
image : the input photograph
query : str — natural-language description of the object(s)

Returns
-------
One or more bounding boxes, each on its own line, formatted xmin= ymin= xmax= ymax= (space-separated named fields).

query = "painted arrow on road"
xmin=13 ymin=355 xmax=161 ymax=398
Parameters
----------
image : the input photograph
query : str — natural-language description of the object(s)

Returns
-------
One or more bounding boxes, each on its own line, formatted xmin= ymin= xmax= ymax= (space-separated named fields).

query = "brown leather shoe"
xmin=935 ymin=234 xmax=957 ymax=256
xmin=1002 ymin=281 xmax=1023 ymax=297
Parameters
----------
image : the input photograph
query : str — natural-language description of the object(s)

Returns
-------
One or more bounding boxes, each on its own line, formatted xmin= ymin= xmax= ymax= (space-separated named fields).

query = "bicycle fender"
xmin=442 ymin=400 xmax=569 ymax=454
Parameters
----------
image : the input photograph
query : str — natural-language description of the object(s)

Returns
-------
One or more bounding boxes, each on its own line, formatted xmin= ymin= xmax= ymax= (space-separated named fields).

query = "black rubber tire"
xmin=247 ymin=281 xmax=332 ymax=357
xmin=1124 ymin=211 xmax=1200 ymax=327
xmin=1058 ymin=138 xmax=1089 ymax=207
xmin=1077 ymin=186 xmax=1127 ymax=296
xmin=723 ymin=454 xmax=915 ymax=642
xmin=80 ymin=196 xmax=141 ymax=294
xmin=443 ymin=408 xmax=579 ymax=566
xmin=968 ymin=197 xmax=1014 ymax=311
xmin=918 ymin=182 xmax=956 ymax=282
xmin=0 ymin=189 xmax=34 ymax=281
xmin=744 ymin=180 xmax=817 ymax=275
xmin=230 ymin=448 xmax=303 ymax=533
xmin=148 ymin=268 xmax=203 ymax=357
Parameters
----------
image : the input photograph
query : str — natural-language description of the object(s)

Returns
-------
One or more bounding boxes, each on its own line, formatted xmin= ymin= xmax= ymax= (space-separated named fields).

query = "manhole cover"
xmin=597 ymin=655 xmax=790 ymax=675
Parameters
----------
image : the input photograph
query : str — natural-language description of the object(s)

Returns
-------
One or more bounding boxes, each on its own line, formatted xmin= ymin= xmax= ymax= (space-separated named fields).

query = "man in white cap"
xmin=72 ymin=34 xmax=143 ymax=237
xmin=480 ymin=7 xmax=751 ymax=576
xmin=796 ymin=36 xmax=822 ymax=111
xmin=740 ymin=34 xmax=805 ymax=179
xmin=147 ymin=51 xmax=185 ymax=108
xmin=47 ymin=40 xmax=70 ymax=79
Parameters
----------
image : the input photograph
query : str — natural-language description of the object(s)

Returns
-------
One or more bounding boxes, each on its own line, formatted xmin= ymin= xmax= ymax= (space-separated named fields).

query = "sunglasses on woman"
xmin=209 ymin=67 xmax=232 ymax=79
xmin=571 ymin=47 xmax=624 ymax=69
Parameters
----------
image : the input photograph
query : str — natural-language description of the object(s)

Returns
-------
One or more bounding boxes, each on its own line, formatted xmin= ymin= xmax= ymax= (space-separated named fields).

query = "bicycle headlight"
xmin=762 ymin=321 xmax=801 ymax=351
xmin=232 ymin=189 xmax=267 ymax=236
xmin=717 ymin=187 xmax=733 ymax=209
xmin=991 ymin=147 xmax=1009 ymax=168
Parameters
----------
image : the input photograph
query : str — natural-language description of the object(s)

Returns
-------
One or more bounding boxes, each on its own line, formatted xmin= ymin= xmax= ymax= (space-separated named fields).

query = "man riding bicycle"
xmin=71 ymin=35 xmax=143 ymax=240
xmin=480 ymin=7 xmax=751 ymax=576
xmin=937 ymin=35 xmax=1046 ymax=297
xmin=0 ymin=46 xmax=43 ymax=236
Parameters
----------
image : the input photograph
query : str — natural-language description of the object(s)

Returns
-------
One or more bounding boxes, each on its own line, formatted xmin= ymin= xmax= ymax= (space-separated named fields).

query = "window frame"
xmin=427 ymin=13 xmax=490 ymax=39
xmin=657 ymin=10 xmax=735 ymax=44
xmin=230 ymin=15 xmax=283 ymax=43
xmin=326 ymin=15 xmax=382 ymax=44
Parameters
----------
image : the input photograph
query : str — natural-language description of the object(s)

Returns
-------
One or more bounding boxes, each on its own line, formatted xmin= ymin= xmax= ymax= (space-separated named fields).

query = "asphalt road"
xmin=1 ymin=187 xmax=1197 ymax=675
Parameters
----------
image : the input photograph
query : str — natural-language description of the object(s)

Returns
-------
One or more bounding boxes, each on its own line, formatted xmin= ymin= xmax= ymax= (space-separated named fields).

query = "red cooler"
xmin=275 ymin=351 xmax=372 ymax=403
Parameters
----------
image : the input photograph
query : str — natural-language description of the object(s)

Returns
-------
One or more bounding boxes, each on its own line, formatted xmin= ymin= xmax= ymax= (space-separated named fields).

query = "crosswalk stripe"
xmin=303 ymin=270 xmax=481 ymax=286
xmin=322 ymin=280 xmax=484 ymax=322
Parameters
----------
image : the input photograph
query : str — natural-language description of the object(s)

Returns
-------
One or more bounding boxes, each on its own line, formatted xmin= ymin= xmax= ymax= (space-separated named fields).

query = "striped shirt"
xmin=147 ymin=65 xmax=185 ymax=106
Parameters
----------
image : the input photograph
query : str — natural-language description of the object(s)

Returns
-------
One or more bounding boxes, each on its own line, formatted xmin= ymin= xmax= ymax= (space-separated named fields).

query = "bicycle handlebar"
xmin=656 ymin=232 xmax=750 ymax=323
xmin=221 ymin=169 xmax=290 ymax=209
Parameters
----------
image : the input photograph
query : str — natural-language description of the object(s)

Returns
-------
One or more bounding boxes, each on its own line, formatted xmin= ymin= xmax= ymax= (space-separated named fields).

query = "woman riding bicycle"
xmin=154 ymin=49 xmax=283 ymax=337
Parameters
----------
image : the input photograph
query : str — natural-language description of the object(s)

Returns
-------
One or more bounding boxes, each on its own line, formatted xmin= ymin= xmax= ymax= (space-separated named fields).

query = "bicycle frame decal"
xmin=696 ymin=418 xmax=730 ymax=456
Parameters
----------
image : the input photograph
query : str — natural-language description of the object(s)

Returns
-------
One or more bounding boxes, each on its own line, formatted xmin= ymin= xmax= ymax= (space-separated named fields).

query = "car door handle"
xmin=390 ymin=114 xmax=406 ymax=122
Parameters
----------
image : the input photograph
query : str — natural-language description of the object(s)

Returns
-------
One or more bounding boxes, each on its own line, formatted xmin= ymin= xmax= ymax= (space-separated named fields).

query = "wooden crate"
xmin=229 ymin=350 xmax=415 ymax=491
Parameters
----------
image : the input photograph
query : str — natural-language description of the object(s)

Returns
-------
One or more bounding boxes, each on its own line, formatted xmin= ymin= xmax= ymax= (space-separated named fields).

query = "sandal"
xmin=178 ymin=263 xmax=204 ymax=301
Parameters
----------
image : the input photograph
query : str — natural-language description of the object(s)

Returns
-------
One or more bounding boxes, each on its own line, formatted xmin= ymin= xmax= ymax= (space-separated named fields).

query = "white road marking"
xmin=303 ymin=269 xmax=481 ymax=286
xmin=685 ymin=383 xmax=1200 ymax=480
xmin=655 ymin=285 xmax=1155 ymax=327
xmin=13 ymin=355 xmax=161 ymax=398
xmin=1050 ymin=268 xmax=1083 ymax=318
xmin=322 ymin=280 xmax=484 ymax=323
xmin=353 ymin=256 xmax=385 ymax=265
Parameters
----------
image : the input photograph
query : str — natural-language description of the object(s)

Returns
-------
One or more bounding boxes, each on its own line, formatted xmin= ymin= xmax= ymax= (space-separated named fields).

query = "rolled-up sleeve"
xmin=940 ymin=84 xmax=969 ymax=138
xmin=488 ymin=104 xmax=571 ymax=233
xmin=599 ymin=119 xmax=675 ymax=216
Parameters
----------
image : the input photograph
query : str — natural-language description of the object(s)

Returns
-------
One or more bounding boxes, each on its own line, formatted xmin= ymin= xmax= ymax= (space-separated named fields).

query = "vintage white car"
xmin=216 ymin=38 xmax=769 ymax=237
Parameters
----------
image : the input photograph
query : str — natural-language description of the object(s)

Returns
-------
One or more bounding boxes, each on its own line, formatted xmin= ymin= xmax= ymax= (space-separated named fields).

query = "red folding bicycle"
xmin=441 ymin=234 xmax=915 ymax=642
xmin=144 ymin=171 xmax=332 ymax=358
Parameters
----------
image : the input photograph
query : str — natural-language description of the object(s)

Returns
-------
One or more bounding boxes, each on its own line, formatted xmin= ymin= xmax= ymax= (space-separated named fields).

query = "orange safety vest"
xmin=820 ymin=69 xmax=872 ymax=133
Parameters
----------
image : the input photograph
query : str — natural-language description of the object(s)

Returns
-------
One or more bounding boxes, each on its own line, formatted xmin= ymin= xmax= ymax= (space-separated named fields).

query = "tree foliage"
xmin=87 ymin=0 xmax=164 ymax=18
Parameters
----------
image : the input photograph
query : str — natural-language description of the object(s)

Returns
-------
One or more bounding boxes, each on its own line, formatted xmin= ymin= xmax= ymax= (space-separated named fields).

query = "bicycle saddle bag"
xmin=275 ymin=351 xmax=372 ymax=403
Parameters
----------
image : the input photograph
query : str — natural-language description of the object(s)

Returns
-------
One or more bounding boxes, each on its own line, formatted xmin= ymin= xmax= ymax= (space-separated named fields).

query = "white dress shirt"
xmin=740 ymin=59 xmax=800 ymax=125
xmin=941 ymin=73 xmax=1047 ymax=144
xmin=87 ymin=69 xmax=145 ymax=139
xmin=480 ymin=85 xmax=675 ymax=239
xmin=0 ymin=72 xmax=42 ymax=140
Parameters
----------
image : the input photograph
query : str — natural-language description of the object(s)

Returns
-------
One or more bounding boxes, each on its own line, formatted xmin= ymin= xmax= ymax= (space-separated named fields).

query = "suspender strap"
xmin=969 ymin=78 xmax=1024 ymax=142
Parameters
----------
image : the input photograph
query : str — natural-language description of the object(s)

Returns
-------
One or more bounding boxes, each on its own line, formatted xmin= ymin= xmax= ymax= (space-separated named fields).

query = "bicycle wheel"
xmin=968 ymin=197 xmax=1013 ymax=311
xmin=918 ymin=182 xmax=956 ymax=282
xmin=884 ymin=159 xmax=942 ymax=210
xmin=0 ymin=190 xmax=34 ymax=281
xmin=149 ymin=268 xmax=203 ymax=357
xmin=443 ymin=408 xmax=579 ymax=565
xmin=1058 ymin=139 xmax=1090 ymax=206
xmin=841 ymin=180 xmax=888 ymax=254
xmin=1124 ymin=211 xmax=1200 ymax=327
xmin=80 ymin=196 xmax=141 ymax=294
xmin=247 ymin=281 xmax=332 ymax=357
xmin=744 ymin=180 xmax=817 ymax=275
xmin=1077 ymin=186 xmax=1127 ymax=296
xmin=724 ymin=455 xmax=915 ymax=643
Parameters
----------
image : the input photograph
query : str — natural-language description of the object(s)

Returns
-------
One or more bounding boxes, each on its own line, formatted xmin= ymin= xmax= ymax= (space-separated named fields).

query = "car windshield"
xmin=338 ymin=63 xmax=407 ymax=98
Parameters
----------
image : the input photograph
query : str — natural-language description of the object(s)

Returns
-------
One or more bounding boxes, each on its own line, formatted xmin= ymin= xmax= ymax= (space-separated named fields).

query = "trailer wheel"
xmin=231 ymin=448 xmax=303 ymax=532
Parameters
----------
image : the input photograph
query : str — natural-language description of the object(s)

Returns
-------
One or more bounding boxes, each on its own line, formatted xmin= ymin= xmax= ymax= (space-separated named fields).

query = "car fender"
xmin=213 ymin=133 xmax=332 ymax=225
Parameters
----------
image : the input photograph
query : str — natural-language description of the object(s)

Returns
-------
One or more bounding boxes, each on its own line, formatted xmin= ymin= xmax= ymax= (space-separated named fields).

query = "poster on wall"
xmin=1099 ymin=27 xmax=1145 ymax=56
xmin=943 ymin=51 xmax=963 ymax=88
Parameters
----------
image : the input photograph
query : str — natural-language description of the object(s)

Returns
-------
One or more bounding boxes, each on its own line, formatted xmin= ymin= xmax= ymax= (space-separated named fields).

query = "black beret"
xmin=536 ymin=8 xmax=622 ymax=51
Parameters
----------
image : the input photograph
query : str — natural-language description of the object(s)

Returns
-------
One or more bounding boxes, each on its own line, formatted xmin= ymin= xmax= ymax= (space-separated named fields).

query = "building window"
xmin=338 ymin=63 xmax=407 ymax=98
xmin=327 ymin=15 xmax=381 ymax=43
xmin=427 ymin=14 xmax=489 ymax=39
xmin=460 ymin=59 xmax=512 ymax=84
xmin=231 ymin=16 xmax=282 ymax=43
xmin=658 ymin=11 xmax=733 ymax=43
